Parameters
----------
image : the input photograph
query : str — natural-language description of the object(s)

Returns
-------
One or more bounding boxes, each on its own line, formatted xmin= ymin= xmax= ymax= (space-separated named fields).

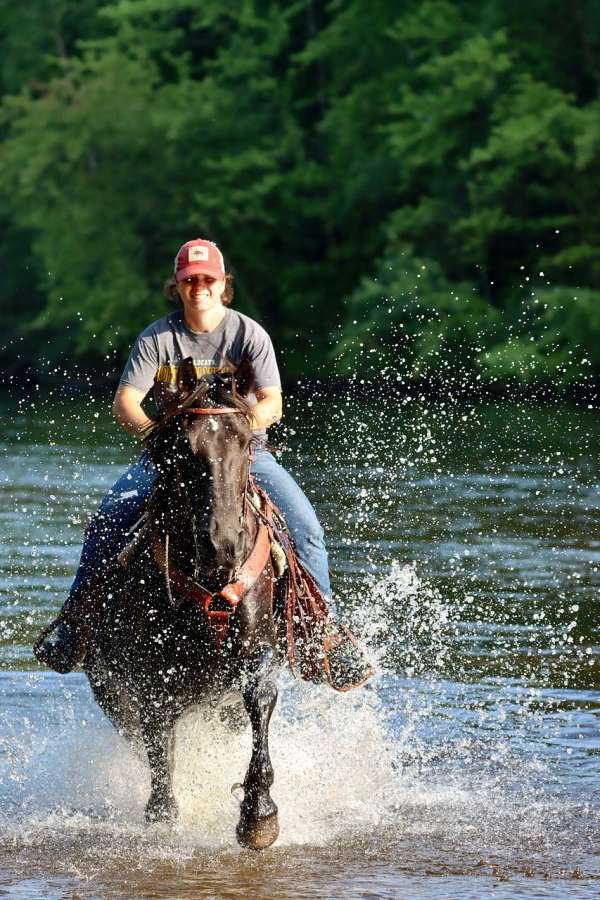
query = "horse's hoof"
xmin=236 ymin=811 xmax=279 ymax=850
xmin=144 ymin=793 xmax=178 ymax=824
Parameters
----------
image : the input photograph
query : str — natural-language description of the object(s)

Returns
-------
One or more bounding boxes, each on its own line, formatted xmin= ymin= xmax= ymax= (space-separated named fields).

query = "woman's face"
xmin=177 ymin=274 xmax=225 ymax=315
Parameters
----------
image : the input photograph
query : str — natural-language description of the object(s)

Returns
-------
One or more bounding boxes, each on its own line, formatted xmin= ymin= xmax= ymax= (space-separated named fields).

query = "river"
xmin=0 ymin=388 xmax=598 ymax=898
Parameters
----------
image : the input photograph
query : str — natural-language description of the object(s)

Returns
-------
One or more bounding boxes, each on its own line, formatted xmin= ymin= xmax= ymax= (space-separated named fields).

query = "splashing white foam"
xmin=1 ymin=672 xmax=404 ymax=849
xmin=173 ymin=678 xmax=400 ymax=846
xmin=1 ymin=561 xmax=595 ymax=865
xmin=347 ymin=560 xmax=453 ymax=677
xmin=1 ymin=664 xmax=597 ymax=873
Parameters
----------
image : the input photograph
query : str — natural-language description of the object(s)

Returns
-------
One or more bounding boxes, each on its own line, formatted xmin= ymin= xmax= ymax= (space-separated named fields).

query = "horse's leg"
xmin=141 ymin=710 xmax=178 ymax=823
xmin=236 ymin=644 xmax=279 ymax=850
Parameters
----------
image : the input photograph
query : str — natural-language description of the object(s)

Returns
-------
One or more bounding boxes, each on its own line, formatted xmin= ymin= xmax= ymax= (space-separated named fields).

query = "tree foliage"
xmin=0 ymin=0 xmax=598 ymax=387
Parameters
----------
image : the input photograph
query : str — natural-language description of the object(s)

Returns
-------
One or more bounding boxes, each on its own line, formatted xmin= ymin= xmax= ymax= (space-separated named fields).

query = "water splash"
xmin=348 ymin=561 xmax=453 ymax=677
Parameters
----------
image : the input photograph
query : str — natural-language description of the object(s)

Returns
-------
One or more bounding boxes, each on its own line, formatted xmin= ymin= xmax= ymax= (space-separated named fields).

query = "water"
xmin=0 ymin=389 xmax=598 ymax=898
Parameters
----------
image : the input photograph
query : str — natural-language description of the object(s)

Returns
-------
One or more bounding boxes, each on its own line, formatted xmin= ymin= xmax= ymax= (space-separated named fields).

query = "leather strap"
xmin=152 ymin=519 xmax=271 ymax=648
xmin=186 ymin=408 xmax=245 ymax=415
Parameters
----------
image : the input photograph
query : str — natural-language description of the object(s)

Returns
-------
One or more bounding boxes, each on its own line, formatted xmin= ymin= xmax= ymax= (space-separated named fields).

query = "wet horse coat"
xmin=84 ymin=381 xmax=280 ymax=848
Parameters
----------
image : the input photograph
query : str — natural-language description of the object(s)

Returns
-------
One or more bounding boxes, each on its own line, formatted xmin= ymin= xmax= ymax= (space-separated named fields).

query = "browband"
xmin=186 ymin=407 xmax=245 ymax=415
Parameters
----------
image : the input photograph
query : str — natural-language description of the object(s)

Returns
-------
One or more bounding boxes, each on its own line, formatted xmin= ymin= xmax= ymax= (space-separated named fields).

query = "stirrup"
xmin=323 ymin=627 xmax=374 ymax=692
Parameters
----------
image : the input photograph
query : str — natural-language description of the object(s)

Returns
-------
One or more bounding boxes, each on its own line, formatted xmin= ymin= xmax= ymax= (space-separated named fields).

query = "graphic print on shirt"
xmin=155 ymin=358 xmax=234 ymax=385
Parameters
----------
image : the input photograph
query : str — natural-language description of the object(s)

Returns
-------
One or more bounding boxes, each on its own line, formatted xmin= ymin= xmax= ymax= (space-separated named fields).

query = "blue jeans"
xmin=72 ymin=447 xmax=332 ymax=600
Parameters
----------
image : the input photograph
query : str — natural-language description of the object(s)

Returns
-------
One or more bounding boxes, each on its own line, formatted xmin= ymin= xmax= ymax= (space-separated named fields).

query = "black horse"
xmin=84 ymin=376 xmax=280 ymax=850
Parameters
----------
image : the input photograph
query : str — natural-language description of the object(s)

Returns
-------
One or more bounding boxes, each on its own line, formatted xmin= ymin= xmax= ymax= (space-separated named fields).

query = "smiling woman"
xmin=35 ymin=237 xmax=368 ymax=684
xmin=178 ymin=273 xmax=226 ymax=317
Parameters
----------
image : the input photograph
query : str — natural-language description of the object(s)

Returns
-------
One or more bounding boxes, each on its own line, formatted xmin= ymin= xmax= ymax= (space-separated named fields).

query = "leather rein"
xmin=151 ymin=405 xmax=272 ymax=649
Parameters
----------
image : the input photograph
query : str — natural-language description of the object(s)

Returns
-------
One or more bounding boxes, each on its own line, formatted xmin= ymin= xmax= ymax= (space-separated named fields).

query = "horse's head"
xmin=147 ymin=371 xmax=254 ymax=577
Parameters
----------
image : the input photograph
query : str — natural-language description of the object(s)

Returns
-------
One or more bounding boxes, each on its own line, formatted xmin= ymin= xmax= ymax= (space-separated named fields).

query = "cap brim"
xmin=176 ymin=264 xmax=225 ymax=282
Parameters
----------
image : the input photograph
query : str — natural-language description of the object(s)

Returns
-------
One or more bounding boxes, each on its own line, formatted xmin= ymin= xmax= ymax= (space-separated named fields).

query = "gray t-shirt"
xmin=120 ymin=308 xmax=281 ymax=436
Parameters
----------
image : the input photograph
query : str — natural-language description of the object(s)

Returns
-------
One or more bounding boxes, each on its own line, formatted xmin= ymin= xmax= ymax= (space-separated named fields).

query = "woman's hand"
xmin=249 ymin=386 xmax=282 ymax=430
xmin=112 ymin=384 xmax=156 ymax=439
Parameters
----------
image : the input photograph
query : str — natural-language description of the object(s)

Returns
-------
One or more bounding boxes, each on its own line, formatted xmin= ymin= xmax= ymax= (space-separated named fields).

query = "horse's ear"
xmin=177 ymin=357 xmax=199 ymax=396
xmin=234 ymin=357 xmax=254 ymax=396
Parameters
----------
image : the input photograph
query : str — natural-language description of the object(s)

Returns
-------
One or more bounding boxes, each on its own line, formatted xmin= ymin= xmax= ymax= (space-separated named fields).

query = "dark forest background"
xmin=1 ymin=0 xmax=599 ymax=389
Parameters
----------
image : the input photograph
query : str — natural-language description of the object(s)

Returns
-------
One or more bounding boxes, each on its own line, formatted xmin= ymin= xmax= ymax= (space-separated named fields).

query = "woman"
xmin=36 ymin=238 xmax=345 ymax=675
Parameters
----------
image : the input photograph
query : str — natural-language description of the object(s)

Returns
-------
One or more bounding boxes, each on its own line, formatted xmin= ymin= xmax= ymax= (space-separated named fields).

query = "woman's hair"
xmin=163 ymin=274 xmax=235 ymax=307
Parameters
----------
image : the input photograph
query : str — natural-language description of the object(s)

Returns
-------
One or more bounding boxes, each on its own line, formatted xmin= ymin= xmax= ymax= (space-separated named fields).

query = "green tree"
xmin=336 ymin=0 xmax=600 ymax=386
xmin=1 ymin=0 xmax=599 ymax=386
xmin=0 ymin=0 xmax=302 ymax=368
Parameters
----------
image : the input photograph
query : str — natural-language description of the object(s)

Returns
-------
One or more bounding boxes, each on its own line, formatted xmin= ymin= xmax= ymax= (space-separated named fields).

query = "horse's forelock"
xmin=182 ymin=406 xmax=251 ymax=460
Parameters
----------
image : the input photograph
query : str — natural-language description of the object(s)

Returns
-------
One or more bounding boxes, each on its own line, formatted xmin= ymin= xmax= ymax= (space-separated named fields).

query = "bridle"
xmin=186 ymin=407 xmax=246 ymax=416
xmin=153 ymin=403 xmax=269 ymax=649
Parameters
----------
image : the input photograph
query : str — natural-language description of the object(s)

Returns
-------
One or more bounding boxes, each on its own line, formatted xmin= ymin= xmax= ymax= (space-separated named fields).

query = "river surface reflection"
xmin=0 ymin=391 xmax=598 ymax=898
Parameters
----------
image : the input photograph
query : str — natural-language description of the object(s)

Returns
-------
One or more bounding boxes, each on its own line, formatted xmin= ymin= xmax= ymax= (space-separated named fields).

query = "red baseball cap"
xmin=174 ymin=238 xmax=225 ymax=282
